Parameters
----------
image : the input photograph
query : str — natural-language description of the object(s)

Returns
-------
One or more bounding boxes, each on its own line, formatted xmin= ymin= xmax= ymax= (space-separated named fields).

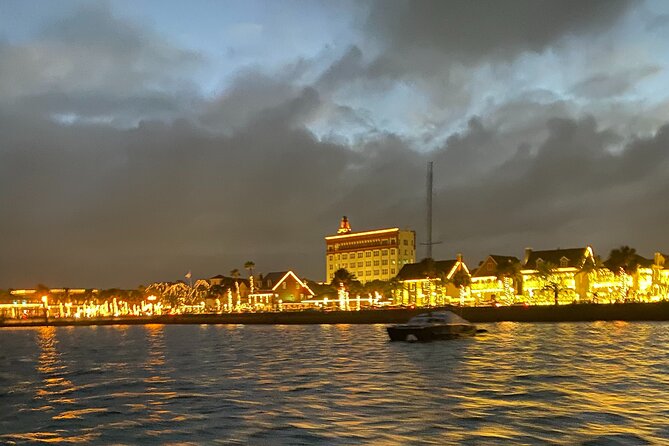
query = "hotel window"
xmin=374 ymin=260 xmax=380 ymax=266
xmin=358 ymin=262 xmax=363 ymax=267
xmin=391 ymin=268 xmax=396 ymax=274
xmin=560 ymin=258 xmax=569 ymax=268
xmin=366 ymin=251 xmax=371 ymax=257
xmin=382 ymin=269 xmax=388 ymax=274
xmin=336 ymin=254 xmax=340 ymax=260
xmin=391 ymin=249 xmax=396 ymax=255
xmin=329 ymin=255 xmax=333 ymax=261
xmin=342 ymin=253 xmax=347 ymax=259
xmin=366 ymin=261 xmax=371 ymax=267
xmin=282 ymin=282 xmax=286 ymax=289
xmin=382 ymin=259 xmax=388 ymax=265
xmin=374 ymin=250 xmax=379 ymax=256
xmin=329 ymin=265 xmax=333 ymax=270
xmin=382 ymin=249 xmax=388 ymax=255
xmin=342 ymin=263 xmax=347 ymax=268
xmin=357 ymin=253 xmax=363 ymax=258
xmin=366 ymin=271 xmax=371 ymax=276
xmin=403 ymin=240 xmax=408 ymax=245
xmin=373 ymin=270 xmax=379 ymax=275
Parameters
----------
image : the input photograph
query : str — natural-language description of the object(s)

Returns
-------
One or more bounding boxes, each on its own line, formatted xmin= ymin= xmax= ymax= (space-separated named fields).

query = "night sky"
xmin=2 ymin=0 xmax=669 ymax=289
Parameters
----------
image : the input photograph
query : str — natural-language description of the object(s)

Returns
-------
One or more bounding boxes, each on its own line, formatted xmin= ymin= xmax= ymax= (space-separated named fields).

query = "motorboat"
xmin=386 ymin=311 xmax=480 ymax=342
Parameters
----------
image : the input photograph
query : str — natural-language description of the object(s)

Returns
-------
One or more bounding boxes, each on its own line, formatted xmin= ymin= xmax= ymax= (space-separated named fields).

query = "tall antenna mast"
xmin=427 ymin=161 xmax=433 ymax=259
xmin=422 ymin=161 xmax=441 ymax=259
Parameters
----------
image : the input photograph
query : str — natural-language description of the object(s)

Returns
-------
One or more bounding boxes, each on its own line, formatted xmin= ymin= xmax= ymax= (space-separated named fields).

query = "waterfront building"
xmin=597 ymin=253 xmax=655 ymax=302
xmin=324 ymin=216 xmax=416 ymax=284
xmin=470 ymin=255 xmax=521 ymax=306
xmin=652 ymin=252 xmax=669 ymax=299
xmin=248 ymin=271 xmax=315 ymax=311
xmin=0 ymin=287 xmax=139 ymax=319
xmin=395 ymin=255 xmax=470 ymax=307
xmin=630 ymin=256 xmax=654 ymax=299
xmin=520 ymin=246 xmax=596 ymax=304
xmin=586 ymin=266 xmax=628 ymax=303
xmin=209 ymin=275 xmax=250 ymax=298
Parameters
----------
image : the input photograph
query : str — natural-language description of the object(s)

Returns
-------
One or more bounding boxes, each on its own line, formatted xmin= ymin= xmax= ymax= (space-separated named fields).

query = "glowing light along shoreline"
xmin=3 ymin=302 xmax=669 ymax=327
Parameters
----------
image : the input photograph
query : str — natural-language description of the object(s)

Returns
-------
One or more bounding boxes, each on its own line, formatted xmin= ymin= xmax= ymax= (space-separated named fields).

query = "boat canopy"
xmin=408 ymin=311 xmax=471 ymax=325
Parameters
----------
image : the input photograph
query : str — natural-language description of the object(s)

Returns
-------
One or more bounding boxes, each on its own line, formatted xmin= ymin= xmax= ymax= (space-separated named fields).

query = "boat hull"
xmin=386 ymin=324 xmax=477 ymax=342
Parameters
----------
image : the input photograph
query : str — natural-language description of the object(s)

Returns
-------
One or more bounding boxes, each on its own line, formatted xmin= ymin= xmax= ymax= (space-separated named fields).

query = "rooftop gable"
xmin=523 ymin=246 xmax=594 ymax=270
xmin=396 ymin=258 xmax=468 ymax=281
xmin=471 ymin=255 xmax=520 ymax=278
xmin=258 ymin=271 xmax=315 ymax=296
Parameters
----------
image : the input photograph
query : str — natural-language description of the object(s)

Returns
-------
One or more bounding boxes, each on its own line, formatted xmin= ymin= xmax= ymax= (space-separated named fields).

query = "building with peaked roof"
xmin=248 ymin=271 xmax=315 ymax=311
xmin=652 ymin=252 xmax=669 ymax=300
xmin=521 ymin=246 xmax=596 ymax=303
xmin=324 ymin=216 xmax=415 ymax=284
xmin=209 ymin=275 xmax=250 ymax=297
xmin=395 ymin=255 xmax=470 ymax=307
xmin=470 ymin=255 xmax=521 ymax=305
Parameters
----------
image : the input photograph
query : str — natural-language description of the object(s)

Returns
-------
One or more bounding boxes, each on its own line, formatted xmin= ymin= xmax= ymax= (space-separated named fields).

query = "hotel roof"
xmin=325 ymin=227 xmax=401 ymax=240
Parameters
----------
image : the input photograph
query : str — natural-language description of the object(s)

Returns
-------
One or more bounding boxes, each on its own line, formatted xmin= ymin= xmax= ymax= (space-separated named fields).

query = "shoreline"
xmin=2 ymin=302 xmax=669 ymax=327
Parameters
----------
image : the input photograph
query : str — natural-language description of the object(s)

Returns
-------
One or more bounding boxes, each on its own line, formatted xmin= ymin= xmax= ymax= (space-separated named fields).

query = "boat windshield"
xmin=407 ymin=311 xmax=470 ymax=325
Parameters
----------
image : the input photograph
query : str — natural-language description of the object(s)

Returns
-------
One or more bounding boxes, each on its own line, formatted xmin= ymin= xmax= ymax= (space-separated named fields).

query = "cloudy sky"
xmin=2 ymin=0 xmax=669 ymax=289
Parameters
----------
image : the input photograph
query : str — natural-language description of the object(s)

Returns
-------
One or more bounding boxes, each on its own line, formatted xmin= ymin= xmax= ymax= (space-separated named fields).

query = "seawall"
xmin=2 ymin=302 xmax=669 ymax=327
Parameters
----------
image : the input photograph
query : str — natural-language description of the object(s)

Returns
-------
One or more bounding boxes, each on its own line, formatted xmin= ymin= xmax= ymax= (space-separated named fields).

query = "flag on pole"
xmin=185 ymin=271 xmax=192 ymax=279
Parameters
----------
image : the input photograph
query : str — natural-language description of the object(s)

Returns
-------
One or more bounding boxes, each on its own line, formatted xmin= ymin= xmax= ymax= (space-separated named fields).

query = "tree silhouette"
xmin=330 ymin=268 xmax=362 ymax=293
xmin=244 ymin=261 xmax=255 ymax=277
xmin=450 ymin=269 xmax=471 ymax=290
xmin=605 ymin=246 xmax=640 ymax=276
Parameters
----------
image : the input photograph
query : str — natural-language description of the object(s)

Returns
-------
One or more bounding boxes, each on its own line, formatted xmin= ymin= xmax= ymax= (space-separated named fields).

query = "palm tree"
xmin=495 ymin=258 xmax=522 ymax=298
xmin=244 ymin=261 xmax=256 ymax=294
xmin=244 ymin=261 xmax=255 ymax=277
xmin=230 ymin=269 xmax=240 ymax=279
xmin=537 ymin=261 xmax=566 ymax=305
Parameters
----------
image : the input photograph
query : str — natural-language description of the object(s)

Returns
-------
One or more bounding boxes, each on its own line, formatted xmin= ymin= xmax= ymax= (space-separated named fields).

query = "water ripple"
xmin=1 ymin=323 xmax=669 ymax=444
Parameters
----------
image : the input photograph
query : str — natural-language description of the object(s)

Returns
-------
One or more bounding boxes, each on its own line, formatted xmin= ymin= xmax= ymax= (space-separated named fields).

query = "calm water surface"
xmin=1 ymin=322 xmax=669 ymax=445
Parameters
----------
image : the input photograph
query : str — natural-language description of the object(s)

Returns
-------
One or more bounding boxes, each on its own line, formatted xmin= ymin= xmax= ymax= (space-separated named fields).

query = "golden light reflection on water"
xmin=138 ymin=324 xmax=180 ymax=425
xmin=3 ymin=322 xmax=669 ymax=444
xmin=36 ymin=327 xmax=75 ymax=401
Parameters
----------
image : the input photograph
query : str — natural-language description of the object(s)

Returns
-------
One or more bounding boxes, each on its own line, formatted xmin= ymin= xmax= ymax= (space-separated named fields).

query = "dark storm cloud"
xmin=2 ymin=1 xmax=668 ymax=290
xmin=366 ymin=0 xmax=637 ymax=75
xmin=0 ymin=4 xmax=204 ymax=123
xmin=4 ymin=79 xmax=669 ymax=289
xmin=430 ymin=115 xmax=669 ymax=261
xmin=315 ymin=45 xmax=365 ymax=93
xmin=0 ymin=87 xmax=419 ymax=288
xmin=570 ymin=65 xmax=661 ymax=99
xmin=201 ymin=68 xmax=303 ymax=134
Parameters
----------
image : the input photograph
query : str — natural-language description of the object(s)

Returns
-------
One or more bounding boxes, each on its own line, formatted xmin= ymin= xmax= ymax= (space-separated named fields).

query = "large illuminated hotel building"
xmin=325 ymin=217 xmax=416 ymax=284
